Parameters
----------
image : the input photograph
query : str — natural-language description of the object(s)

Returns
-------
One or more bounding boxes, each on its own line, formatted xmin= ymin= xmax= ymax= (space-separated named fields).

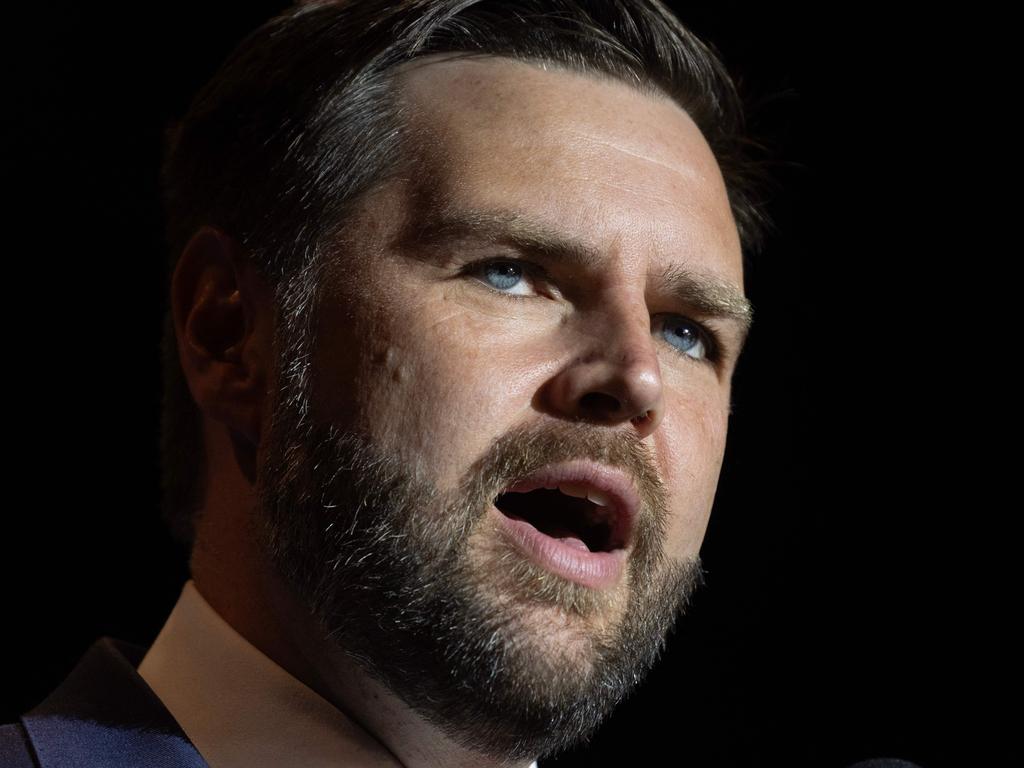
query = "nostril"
xmin=631 ymin=409 xmax=650 ymax=425
xmin=579 ymin=391 xmax=621 ymax=419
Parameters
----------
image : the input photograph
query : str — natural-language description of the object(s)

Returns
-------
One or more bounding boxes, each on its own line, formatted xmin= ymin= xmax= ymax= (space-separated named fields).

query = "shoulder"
xmin=9 ymin=638 xmax=208 ymax=768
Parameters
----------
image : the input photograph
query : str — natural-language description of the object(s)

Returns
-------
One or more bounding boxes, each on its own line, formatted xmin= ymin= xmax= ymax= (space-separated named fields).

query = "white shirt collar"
xmin=138 ymin=580 xmax=539 ymax=768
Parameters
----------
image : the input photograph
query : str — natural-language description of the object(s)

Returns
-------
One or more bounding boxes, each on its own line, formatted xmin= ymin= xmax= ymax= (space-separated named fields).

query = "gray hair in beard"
xmin=252 ymin=260 xmax=708 ymax=760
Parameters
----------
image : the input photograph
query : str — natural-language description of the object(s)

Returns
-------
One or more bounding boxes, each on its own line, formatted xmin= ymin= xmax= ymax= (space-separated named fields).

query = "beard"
xmin=253 ymin=325 xmax=707 ymax=761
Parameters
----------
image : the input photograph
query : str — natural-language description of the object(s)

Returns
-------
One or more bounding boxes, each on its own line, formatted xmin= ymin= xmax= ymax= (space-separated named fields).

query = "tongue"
xmin=503 ymin=511 xmax=592 ymax=552
xmin=544 ymin=525 xmax=590 ymax=552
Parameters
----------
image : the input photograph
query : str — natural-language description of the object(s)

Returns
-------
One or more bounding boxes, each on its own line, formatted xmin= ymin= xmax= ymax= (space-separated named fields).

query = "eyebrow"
xmin=409 ymin=205 xmax=755 ymax=352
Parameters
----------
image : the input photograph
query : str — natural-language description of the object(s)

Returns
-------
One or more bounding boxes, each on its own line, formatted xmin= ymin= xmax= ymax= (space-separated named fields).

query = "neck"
xmin=190 ymin=517 xmax=537 ymax=768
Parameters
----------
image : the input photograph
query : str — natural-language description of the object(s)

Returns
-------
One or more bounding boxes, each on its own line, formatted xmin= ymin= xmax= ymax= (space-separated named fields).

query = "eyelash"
xmin=459 ymin=257 xmax=723 ymax=366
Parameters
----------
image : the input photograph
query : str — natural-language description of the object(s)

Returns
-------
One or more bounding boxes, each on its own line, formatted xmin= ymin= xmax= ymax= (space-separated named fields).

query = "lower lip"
xmin=490 ymin=505 xmax=627 ymax=590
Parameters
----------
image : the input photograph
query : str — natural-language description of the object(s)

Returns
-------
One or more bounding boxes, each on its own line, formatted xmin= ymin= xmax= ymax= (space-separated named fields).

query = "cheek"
xmin=307 ymin=308 xmax=371 ymax=427
xmin=357 ymin=299 xmax=528 ymax=486
xmin=656 ymin=388 xmax=730 ymax=560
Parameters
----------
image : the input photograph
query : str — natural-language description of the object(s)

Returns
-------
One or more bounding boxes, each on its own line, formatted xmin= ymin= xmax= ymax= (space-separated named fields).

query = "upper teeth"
xmin=556 ymin=482 xmax=612 ymax=507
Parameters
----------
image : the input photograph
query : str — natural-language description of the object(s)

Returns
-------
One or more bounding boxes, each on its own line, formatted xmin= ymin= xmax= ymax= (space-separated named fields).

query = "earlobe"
xmin=171 ymin=225 xmax=273 ymax=447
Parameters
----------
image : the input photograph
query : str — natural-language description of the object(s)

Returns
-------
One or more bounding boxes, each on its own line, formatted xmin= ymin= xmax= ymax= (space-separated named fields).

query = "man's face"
xmin=255 ymin=55 xmax=749 ymax=759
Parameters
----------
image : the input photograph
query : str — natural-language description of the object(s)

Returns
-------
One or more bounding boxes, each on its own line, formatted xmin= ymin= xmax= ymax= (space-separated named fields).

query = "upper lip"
xmin=498 ymin=460 xmax=641 ymax=550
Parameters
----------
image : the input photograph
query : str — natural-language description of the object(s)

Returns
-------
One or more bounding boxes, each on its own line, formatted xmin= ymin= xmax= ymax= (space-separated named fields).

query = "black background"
xmin=7 ymin=2 xmax=971 ymax=767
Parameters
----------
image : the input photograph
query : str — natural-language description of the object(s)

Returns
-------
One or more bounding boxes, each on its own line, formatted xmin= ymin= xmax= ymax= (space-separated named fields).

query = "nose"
xmin=541 ymin=297 xmax=665 ymax=440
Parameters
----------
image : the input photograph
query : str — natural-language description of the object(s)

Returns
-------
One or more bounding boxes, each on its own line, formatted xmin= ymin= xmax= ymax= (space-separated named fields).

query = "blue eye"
xmin=471 ymin=259 xmax=540 ymax=298
xmin=658 ymin=316 xmax=714 ymax=362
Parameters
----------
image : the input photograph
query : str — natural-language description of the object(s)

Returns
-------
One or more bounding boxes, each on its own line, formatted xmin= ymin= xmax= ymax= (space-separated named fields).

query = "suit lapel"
xmin=21 ymin=637 xmax=208 ymax=768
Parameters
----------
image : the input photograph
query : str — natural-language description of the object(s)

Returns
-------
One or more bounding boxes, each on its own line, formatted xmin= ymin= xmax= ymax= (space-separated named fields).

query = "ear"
xmin=170 ymin=225 xmax=274 ymax=447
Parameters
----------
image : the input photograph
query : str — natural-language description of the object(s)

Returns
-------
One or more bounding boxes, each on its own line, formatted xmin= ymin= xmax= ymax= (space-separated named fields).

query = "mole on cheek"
xmin=384 ymin=346 xmax=410 ymax=384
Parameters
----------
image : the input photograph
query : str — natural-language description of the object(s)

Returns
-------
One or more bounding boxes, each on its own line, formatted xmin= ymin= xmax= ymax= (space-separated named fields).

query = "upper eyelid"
xmin=463 ymin=256 xmax=550 ymax=291
xmin=478 ymin=256 xmax=547 ymax=277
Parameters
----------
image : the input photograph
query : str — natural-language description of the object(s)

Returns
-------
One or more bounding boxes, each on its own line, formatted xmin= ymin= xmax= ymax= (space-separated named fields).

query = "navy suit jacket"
xmin=1 ymin=638 xmax=208 ymax=767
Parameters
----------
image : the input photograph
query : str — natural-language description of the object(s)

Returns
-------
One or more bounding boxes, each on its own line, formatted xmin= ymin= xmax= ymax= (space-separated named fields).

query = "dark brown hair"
xmin=159 ymin=0 xmax=776 ymax=544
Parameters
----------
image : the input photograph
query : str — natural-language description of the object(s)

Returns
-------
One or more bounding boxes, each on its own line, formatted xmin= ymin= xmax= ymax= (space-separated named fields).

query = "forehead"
xmin=392 ymin=54 xmax=743 ymax=285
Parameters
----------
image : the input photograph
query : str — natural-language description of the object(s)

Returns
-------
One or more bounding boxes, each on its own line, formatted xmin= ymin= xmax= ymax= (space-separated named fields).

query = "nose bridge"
xmin=545 ymin=279 xmax=665 ymax=437
xmin=582 ymin=287 xmax=657 ymax=369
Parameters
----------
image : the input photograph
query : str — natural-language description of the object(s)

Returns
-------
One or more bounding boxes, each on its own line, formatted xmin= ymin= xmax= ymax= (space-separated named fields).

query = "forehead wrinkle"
xmin=567 ymin=131 xmax=714 ymax=186
xmin=561 ymin=176 xmax=697 ymax=213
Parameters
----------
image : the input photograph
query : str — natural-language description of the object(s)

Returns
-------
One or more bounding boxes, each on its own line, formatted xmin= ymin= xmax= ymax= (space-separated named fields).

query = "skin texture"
xmin=173 ymin=55 xmax=748 ymax=768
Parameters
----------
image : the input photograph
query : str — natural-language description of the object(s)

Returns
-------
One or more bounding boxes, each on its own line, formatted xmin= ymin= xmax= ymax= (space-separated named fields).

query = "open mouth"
xmin=493 ymin=486 xmax=626 ymax=553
